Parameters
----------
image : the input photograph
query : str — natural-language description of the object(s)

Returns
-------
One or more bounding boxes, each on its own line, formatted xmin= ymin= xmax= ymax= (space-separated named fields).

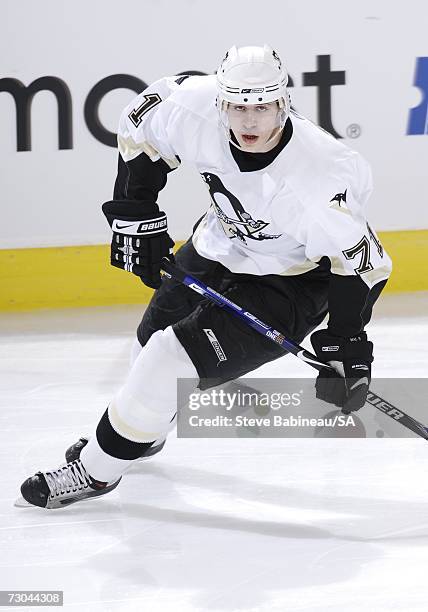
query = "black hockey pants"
xmin=137 ymin=238 xmax=330 ymax=389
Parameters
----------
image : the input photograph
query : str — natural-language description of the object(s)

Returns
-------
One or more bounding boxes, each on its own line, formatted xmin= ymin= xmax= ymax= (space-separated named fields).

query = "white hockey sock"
xmin=110 ymin=326 xmax=198 ymax=443
xmin=81 ymin=326 xmax=198 ymax=483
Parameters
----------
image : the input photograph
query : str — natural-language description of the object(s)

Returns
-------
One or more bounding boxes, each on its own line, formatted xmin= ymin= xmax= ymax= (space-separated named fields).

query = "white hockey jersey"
xmin=117 ymin=75 xmax=391 ymax=290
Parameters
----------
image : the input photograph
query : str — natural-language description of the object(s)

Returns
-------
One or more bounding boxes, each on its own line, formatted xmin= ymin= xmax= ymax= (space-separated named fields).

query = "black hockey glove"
xmin=310 ymin=329 xmax=373 ymax=413
xmin=102 ymin=199 xmax=174 ymax=289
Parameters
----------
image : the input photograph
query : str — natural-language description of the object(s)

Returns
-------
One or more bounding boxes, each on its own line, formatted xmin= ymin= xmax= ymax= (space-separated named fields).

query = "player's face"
xmin=227 ymin=102 xmax=282 ymax=152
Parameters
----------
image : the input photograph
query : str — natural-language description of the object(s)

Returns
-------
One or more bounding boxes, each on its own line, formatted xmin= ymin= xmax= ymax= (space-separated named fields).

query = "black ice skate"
xmin=65 ymin=436 xmax=166 ymax=463
xmin=15 ymin=459 xmax=121 ymax=509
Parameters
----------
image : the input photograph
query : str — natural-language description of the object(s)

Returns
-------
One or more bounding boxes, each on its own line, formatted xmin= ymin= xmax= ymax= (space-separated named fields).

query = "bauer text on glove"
xmin=102 ymin=199 xmax=174 ymax=289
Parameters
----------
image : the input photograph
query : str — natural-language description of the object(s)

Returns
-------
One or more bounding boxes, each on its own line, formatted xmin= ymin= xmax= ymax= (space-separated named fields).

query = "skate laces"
xmin=44 ymin=460 xmax=92 ymax=499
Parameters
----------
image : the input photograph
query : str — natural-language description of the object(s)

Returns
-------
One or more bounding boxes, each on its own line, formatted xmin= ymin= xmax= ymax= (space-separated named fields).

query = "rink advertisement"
xmin=2 ymin=1 xmax=428 ymax=252
xmin=177 ymin=378 xmax=428 ymax=438
xmin=2 ymin=1 xmax=428 ymax=310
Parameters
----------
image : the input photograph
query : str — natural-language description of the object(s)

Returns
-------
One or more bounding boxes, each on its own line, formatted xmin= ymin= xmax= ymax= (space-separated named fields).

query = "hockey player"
xmin=17 ymin=45 xmax=391 ymax=509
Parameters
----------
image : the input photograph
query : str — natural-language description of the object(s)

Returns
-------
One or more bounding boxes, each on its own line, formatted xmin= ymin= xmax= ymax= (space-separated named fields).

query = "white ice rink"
xmin=1 ymin=293 xmax=427 ymax=612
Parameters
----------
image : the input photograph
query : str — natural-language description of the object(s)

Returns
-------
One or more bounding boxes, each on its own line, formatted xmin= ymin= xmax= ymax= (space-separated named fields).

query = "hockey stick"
xmin=160 ymin=258 xmax=428 ymax=441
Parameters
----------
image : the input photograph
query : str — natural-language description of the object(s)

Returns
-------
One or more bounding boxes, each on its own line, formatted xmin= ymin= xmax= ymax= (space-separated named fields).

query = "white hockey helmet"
xmin=216 ymin=44 xmax=291 ymax=136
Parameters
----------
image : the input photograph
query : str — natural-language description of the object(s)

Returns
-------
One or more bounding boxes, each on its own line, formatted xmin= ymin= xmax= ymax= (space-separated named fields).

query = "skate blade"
xmin=14 ymin=496 xmax=35 ymax=508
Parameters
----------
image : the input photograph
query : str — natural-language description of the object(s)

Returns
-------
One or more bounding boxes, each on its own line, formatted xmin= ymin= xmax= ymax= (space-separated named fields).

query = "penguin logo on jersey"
xmin=201 ymin=173 xmax=282 ymax=244
xmin=330 ymin=189 xmax=347 ymax=206
xmin=329 ymin=189 xmax=351 ymax=215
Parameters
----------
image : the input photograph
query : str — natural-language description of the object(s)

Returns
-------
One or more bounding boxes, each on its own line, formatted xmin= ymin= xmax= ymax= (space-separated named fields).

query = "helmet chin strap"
xmin=265 ymin=125 xmax=285 ymax=146
xmin=228 ymin=132 xmax=247 ymax=152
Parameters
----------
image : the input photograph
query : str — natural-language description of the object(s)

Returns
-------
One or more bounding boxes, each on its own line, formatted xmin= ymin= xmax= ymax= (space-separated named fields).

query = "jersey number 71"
xmin=343 ymin=224 xmax=384 ymax=275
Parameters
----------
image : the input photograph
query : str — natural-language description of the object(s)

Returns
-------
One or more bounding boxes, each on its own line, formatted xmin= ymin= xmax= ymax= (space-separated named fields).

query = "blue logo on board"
xmin=407 ymin=57 xmax=428 ymax=135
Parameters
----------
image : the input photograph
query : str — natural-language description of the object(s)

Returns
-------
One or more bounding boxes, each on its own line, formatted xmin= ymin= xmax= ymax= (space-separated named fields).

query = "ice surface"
xmin=1 ymin=293 xmax=427 ymax=611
